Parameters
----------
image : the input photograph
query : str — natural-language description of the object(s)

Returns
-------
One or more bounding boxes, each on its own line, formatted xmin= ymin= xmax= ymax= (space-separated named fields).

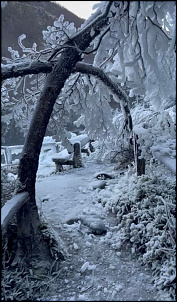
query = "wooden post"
xmin=52 ymin=143 xmax=57 ymax=153
xmin=134 ymin=133 xmax=145 ymax=176
xmin=73 ymin=142 xmax=84 ymax=168
xmin=6 ymin=148 xmax=12 ymax=164
xmin=89 ymin=140 xmax=95 ymax=152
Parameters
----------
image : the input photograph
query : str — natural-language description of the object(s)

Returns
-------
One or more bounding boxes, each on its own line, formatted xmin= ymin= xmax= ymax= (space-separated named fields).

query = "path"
xmin=35 ymin=160 xmax=159 ymax=301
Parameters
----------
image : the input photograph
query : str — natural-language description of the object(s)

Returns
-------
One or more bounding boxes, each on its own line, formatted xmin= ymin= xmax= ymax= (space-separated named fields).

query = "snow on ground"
xmin=35 ymin=158 xmax=159 ymax=301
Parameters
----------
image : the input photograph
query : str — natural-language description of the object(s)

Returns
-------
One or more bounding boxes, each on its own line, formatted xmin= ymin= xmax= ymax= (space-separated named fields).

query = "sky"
xmin=54 ymin=1 xmax=100 ymax=19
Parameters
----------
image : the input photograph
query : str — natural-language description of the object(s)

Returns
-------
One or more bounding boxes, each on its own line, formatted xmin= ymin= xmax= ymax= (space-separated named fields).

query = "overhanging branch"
xmin=73 ymin=62 xmax=133 ymax=133
xmin=1 ymin=2 xmax=113 ymax=81
xmin=74 ymin=62 xmax=128 ymax=102
xmin=1 ymin=61 xmax=54 ymax=81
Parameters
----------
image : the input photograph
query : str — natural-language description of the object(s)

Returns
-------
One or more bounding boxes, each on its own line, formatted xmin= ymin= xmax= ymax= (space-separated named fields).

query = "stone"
xmin=89 ymin=180 xmax=106 ymax=190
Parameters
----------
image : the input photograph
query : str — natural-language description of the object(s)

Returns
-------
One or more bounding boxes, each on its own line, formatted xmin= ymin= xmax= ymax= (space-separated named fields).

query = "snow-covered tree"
xmin=2 ymin=2 xmax=175 ymax=161
xmin=1 ymin=1 xmax=176 ymax=266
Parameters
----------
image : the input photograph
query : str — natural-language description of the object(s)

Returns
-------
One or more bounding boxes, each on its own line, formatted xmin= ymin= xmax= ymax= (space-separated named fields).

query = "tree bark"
xmin=1 ymin=61 xmax=54 ymax=81
xmin=15 ymin=48 xmax=82 ymax=265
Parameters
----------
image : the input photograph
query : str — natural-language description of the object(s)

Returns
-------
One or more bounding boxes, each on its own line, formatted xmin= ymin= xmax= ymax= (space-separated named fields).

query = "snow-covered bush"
xmin=96 ymin=164 xmax=176 ymax=300
xmin=132 ymin=105 xmax=176 ymax=161
xmin=1 ymin=164 xmax=18 ymax=207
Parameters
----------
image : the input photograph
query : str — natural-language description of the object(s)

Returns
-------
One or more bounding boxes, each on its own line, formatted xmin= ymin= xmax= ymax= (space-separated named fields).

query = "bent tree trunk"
xmin=15 ymin=2 xmax=113 ymax=266
xmin=15 ymin=48 xmax=81 ymax=266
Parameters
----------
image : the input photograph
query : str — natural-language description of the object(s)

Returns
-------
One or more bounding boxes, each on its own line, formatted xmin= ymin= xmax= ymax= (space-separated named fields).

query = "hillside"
xmin=1 ymin=1 xmax=85 ymax=59
xmin=1 ymin=1 xmax=88 ymax=145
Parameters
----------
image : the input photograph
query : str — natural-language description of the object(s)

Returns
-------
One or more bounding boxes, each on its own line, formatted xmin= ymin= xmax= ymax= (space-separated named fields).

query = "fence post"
xmin=73 ymin=142 xmax=84 ymax=168
xmin=89 ymin=140 xmax=95 ymax=152
xmin=6 ymin=148 xmax=12 ymax=164
xmin=134 ymin=133 xmax=145 ymax=176
xmin=52 ymin=143 xmax=57 ymax=153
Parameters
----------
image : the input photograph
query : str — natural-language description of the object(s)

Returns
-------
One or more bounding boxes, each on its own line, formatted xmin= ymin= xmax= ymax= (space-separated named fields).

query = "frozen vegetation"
xmin=1 ymin=141 xmax=176 ymax=301
xmin=1 ymin=1 xmax=176 ymax=301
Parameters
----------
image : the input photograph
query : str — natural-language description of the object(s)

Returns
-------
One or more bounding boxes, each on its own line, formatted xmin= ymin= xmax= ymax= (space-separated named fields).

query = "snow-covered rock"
xmin=89 ymin=180 xmax=106 ymax=190
xmin=7 ymin=172 xmax=17 ymax=182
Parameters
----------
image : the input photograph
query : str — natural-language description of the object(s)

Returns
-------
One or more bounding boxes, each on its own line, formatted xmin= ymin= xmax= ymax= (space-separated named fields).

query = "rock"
xmin=89 ymin=221 xmax=107 ymax=235
xmin=89 ymin=180 xmax=106 ymax=190
xmin=82 ymin=216 xmax=107 ymax=235
xmin=94 ymin=172 xmax=114 ymax=180
xmin=80 ymin=261 xmax=90 ymax=273
xmin=65 ymin=214 xmax=107 ymax=236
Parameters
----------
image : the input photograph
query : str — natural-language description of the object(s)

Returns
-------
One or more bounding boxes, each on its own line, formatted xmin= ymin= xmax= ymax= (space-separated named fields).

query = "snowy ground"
xmin=35 ymin=158 xmax=159 ymax=301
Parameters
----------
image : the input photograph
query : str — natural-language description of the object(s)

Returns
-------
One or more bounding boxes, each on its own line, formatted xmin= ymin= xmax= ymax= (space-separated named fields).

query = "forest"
xmin=1 ymin=1 xmax=176 ymax=301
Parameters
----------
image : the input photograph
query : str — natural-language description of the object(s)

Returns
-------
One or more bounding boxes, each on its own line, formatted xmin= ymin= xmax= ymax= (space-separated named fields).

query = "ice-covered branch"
xmin=73 ymin=62 xmax=133 ymax=133
xmin=47 ymin=1 xmax=113 ymax=61
xmin=2 ymin=2 xmax=113 ymax=80
xmin=72 ymin=1 xmax=112 ymax=41
xmin=47 ymin=25 xmax=111 ymax=62
xmin=1 ymin=61 xmax=54 ymax=81
xmin=152 ymin=151 xmax=176 ymax=175
xmin=14 ymin=1 xmax=114 ymax=192
xmin=74 ymin=63 xmax=128 ymax=104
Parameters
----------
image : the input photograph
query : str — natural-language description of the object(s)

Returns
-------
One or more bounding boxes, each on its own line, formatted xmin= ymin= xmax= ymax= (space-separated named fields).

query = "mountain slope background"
xmin=1 ymin=1 xmax=87 ymax=145
xmin=2 ymin=1 xmax=85 ymax=58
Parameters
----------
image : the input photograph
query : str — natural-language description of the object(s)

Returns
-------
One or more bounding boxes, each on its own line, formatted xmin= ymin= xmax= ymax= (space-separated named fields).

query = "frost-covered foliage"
xmin=1 ymin=1 xmax=176 ymax=156
xmin=43 ymin=14 xmax=77 ymax=46
xmin=93 ymin=2 xmax=176 ymax=106
xmin=87 ymin=135 xmax=134 ymax=166
xmin=1 ymin=267 xmax=53 ymax=301
xmin=1 ymin=165 xmax=18 ymax=207
xmin=131 ymin=104 xmax=176 ymax=161
xmin=95 ymin=164 xmax=176 ymax=300
xmin=55 ymin=74 xmax=118 ymax=141
xmin=1 ymin=73 xmax=46 ymax=136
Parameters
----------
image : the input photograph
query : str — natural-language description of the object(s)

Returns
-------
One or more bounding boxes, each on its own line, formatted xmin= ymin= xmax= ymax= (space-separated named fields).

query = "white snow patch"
xmin=7 ymin=173 xmax=17 ymax=182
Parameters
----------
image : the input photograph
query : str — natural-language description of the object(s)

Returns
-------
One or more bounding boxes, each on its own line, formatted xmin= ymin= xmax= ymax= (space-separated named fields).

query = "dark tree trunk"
xmin=134 ymin=134 xmax=145 ymax=176
xmin=15 ymin=48 xmax=81 ymax=265
xmin=15 ymin=196 xmax=51 ymax=268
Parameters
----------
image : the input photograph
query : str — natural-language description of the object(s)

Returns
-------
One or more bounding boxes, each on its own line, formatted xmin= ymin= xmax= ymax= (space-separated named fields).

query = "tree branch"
xmin=152 ymin=151 xmax=176 ymax=175
xmin=1 ymin=61 xmax=54 ymax=81
xmin=147 ymin=16 xmax=171 ymax=42
xmin=1 ymin=2 xmax=113 ymax=81
xmin=48 ymin=1 xmax=113 ymax=61
xmin=73 ymin=62 xmax=133 ymax=134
